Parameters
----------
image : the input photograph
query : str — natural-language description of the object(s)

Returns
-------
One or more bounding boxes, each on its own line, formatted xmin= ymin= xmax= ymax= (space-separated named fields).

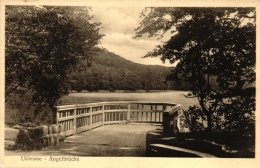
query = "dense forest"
xmin=68 ymin=49 xmax=191 ymax=92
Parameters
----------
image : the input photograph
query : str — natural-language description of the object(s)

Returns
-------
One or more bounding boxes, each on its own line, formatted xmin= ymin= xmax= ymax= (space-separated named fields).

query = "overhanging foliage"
xmin=135 ymin=7 xmax=255 ymax=132
xmin=5 ymin=6 xmax=103 ymax=115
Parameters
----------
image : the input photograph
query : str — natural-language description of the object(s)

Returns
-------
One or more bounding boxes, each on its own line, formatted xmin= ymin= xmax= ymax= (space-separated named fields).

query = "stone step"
xmin=149 ymin=143 xmax=217 ymax=158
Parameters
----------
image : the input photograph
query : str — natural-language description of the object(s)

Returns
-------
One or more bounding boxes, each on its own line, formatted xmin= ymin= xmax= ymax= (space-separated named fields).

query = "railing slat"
xmin=90 ymin=107 xmax=92 ymax=129
xmin=102 ymin=105 xmax=105 ymax=125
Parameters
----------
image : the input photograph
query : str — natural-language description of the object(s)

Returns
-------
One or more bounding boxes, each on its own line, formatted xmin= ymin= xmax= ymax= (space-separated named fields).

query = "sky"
xmin=89 ymin=7 xmax=174 ymax=67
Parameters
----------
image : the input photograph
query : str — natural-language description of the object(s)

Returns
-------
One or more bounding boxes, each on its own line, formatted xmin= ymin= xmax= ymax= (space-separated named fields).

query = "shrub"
xmin=216 ymin=93 xmax=255 ymax=137
xmin=11 ymin=128 xmax=44 ymax=150
xmin=183 ymin=92 xmax=255 ymax=149
xmin=183 ymin=105 xmax=206 ymax=132
xmin=108 ymin=87 xmax=115 ymax=92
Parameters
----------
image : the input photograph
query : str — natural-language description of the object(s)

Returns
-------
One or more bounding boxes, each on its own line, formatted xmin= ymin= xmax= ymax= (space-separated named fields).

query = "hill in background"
xmin=68 ymin=49 xmax=190 ymax=92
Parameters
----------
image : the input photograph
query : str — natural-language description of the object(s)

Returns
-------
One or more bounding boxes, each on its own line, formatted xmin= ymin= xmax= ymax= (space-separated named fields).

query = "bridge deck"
xmin=63 ymin=123 xmax=161 ymax=156
xmin=5 ymin=123 xmax=161 ymax=156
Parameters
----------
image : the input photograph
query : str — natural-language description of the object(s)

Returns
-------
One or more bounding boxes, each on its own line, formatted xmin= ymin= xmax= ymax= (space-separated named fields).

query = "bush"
xmin=108 ymin=87 xmax=115 ymax=92
xmin=183 ymin=105 xmax=206 ymax=132
xmin=216 ymin=96 xmax=255 ymax=137
xmin=183 ymin=92 xmax=255 ymax=150
xmin=5 ymin=94 xmax=54 ymax=127
xmin=11 ymin=128 xmax=44 ymax=150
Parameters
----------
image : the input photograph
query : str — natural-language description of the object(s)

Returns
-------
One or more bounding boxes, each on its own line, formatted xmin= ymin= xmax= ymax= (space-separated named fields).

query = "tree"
xmin=135 ymin=8 xmax=255 ymax=132
xmin=5 ymin=6 xmax=103 ymax=116
xmin=70 ymin=70 xmax=87 ymax=92
xmin=123 ymin=71 xmax=140 ymax=91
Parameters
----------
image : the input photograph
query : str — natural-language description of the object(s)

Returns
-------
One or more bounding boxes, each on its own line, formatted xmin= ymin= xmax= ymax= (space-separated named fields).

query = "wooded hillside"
xmin=68 ymin=49 xmax=191 ymax=92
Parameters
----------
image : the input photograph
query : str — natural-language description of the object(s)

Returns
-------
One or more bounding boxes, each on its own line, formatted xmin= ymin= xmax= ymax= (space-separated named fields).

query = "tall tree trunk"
xmin=206 ymin=113 xmax=212 ymax=133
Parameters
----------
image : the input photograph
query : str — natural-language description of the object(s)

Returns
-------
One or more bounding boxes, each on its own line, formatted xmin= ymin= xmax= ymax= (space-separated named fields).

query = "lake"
xmin=60 ymin=91 xmax=199 ymax=110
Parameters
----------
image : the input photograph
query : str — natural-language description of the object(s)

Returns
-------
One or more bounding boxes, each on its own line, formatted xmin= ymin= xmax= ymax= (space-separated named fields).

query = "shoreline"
xmin=69 ymin=90 xmax=190 ymax=94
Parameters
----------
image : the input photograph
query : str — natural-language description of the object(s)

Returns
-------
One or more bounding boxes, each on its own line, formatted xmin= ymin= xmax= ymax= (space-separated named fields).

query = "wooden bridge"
xmin=5 ymin=102 xmax=216 ymax=157
xmin=49 ymin=102 xmax=179 ymax=156
xmin=51 ymin=101 xmax=216 ymax=157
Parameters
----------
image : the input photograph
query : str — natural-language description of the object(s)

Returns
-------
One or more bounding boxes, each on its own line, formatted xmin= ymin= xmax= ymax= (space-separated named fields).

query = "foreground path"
xmin=5 ymin=124 xmax=161 ymax=156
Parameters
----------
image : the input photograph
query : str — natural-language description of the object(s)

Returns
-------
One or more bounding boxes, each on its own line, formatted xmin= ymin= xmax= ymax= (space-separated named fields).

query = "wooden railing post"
xmin=162 ymin=105 xmax=167 ymax=111
xmin=126 ymin=104 xmax=131 ymax=124
xmin=90 ymin=107 xmax=93 ymax=130
xmin=102 ymin=104 xmax=105 ymax=125
xmin=56 ymin=107 xmax=59 ymax=124
xmin=73 ymin=105 xmax=77 ymax=135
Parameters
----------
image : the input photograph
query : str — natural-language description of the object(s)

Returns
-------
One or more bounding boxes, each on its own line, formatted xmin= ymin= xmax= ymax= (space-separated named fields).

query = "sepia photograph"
xmin=1 ymin=0 xmax=259 ymax=168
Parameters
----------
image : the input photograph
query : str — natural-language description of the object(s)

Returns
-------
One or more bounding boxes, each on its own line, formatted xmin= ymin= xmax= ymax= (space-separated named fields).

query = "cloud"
xmin=101 ymin=33 xmax=160 ymax=50
xmin=91 ymin=7 xmax=141 ymax=35
xmin=99 ymin=32 xmax=172 ymax=66
xmin=90 ymin=7 xmax=174 ymax=67
xmin=101 ymin=42 xmax=172 ymax=66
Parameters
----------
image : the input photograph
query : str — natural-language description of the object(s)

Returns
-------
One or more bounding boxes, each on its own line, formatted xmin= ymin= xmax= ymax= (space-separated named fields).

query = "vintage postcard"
xmin=1 ymin=0 xmax=259 ymax=168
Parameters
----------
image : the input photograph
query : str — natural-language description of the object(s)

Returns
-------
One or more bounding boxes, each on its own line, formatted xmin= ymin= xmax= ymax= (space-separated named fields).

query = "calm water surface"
xmin=61 ymin=91 xmax=199 ymax=110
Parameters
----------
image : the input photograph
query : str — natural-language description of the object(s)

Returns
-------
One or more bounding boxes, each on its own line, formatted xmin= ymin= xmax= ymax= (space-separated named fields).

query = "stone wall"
xmin=5 ymin=124 xmax=65 ymax=150
xmin=4 ymin=127 xmax=19 ymax=149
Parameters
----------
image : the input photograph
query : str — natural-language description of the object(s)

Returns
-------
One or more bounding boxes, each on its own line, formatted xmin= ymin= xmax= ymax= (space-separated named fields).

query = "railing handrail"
xmin=55 ymin=101 xmax=180 ymax=110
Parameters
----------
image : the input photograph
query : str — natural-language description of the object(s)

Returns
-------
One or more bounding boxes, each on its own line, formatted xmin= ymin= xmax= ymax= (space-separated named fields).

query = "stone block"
xmin=41 ymin=135 xmax=51 ymax=147
xmin=48 ymin=124 xmax=62 ymax=134
xmin=41 ymin=132 xmax=65 ymax=147
xmin=15 ymin=129 xmax=40 ymax=150
xmin=27 ymin=125 xmax=48 ymax=140
xmin=60 ymin=124 xmax=65 ymax=132
xmin=5 ymin=127 xmax=19 ymax=141
xmin=5 ymin=140 xmax=15 ymax=149
xmin=49 ymin=134 xmax=60 ymax=146
xmin=146 ymin=130 xmax=163 ymax=147
xmin=41 ymin=125 xmax=49 ymax=136
xmin=13 ymin=124 xmax=23 ymax=130
xmin=59 ymin=132 xmax=66 ymax=141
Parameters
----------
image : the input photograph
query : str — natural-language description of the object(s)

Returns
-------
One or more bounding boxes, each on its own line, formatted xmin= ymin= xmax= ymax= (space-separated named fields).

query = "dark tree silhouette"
xmin=135 ymin=7 xmax=255 ymax=132
xmin=5 ymin=6 xmax=103 ymax=115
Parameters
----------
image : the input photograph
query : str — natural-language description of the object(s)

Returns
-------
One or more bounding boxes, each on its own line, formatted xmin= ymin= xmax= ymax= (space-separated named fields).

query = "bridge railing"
xmin=55 ymin=101 xmax=181 ymax=137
